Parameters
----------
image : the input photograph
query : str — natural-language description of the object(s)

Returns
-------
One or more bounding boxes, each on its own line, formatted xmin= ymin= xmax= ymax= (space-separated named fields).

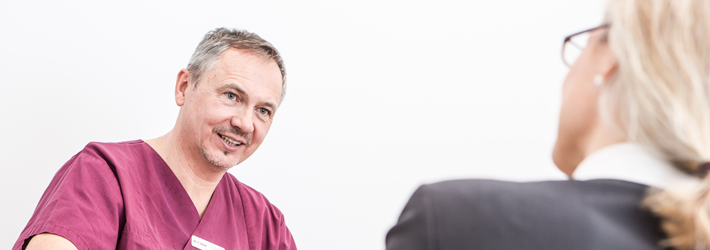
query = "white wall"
xmin=0 ymin=0 xmax=605 ymax=249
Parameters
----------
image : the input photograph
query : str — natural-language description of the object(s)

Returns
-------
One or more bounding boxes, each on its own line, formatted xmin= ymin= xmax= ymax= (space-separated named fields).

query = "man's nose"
xmin=231 ymin=108 xmax=255 ymax=134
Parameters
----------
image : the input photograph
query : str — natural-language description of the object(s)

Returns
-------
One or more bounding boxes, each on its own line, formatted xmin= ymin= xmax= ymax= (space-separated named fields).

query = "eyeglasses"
xmin=562 ymin=24 xmax=610 ymax=67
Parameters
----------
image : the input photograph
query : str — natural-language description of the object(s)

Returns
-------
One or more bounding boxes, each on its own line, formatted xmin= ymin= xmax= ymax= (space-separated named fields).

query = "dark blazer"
xmin=386 ymin=179 xmax=669 ymax=250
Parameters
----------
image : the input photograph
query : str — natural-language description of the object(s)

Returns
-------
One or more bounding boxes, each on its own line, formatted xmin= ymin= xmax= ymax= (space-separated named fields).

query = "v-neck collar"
xmin=140 ymin=140 xmax=249 ymax=250
xmin=142 ymin=139 xmax=225 ymax=222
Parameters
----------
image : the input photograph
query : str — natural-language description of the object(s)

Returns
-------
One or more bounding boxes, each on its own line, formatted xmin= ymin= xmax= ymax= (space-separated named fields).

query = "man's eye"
xmin=226 ymin=93 xmax=237 ymax=100
xmin=258 ymin=108 xmax=270 ymax=115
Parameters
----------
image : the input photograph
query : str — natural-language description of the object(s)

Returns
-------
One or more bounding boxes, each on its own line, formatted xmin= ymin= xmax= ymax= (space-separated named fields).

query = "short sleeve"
xmin=385 ymin=185 xmax=435 ymax=250
xmin=13 ymin=149 xmax=124 ymax=250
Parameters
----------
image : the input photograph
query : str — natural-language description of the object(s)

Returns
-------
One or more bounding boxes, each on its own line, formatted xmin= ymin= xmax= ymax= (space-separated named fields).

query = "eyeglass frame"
xmin=561 ymin=24 xmax=610 ymax=67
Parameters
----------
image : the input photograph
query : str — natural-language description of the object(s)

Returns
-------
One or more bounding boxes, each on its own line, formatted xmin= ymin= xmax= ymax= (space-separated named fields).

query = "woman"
xmin=386 ymin=0 xmax=710 ymax=249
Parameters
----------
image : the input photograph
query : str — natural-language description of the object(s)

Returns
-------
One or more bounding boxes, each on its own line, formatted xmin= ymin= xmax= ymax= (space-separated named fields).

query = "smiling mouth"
xmin=219 ymin=134 xmax=243 ymax=146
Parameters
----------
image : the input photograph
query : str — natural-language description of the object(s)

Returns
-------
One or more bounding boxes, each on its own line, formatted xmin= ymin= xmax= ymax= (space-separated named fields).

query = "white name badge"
xmin=191 ymin=235 xmax=225 ymax=250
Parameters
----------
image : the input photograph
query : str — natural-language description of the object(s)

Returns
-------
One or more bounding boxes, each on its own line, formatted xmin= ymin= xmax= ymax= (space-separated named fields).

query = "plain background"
xmin=0 ymin=0 xmax=606 ymax=249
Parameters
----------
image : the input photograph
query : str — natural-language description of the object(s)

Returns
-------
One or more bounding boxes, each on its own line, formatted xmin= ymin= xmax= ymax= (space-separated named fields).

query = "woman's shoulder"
xmin=388 ymin=179 xmax=662 ymax=250
xmin=419 ymin=178 xmax=648 ymax=199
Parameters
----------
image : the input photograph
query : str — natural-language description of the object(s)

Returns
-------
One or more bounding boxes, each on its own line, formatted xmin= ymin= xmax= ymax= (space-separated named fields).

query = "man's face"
xmin=180 ymin=48 xmax=283 ymax=169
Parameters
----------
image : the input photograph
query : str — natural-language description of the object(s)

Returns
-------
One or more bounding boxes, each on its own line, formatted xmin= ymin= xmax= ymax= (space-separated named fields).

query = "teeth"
xmin=220 ymin=135 xmax=242 ymax=146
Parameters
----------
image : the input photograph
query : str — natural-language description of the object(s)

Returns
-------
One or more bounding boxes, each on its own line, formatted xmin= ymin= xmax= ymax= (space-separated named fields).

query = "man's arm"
xmin=25 ymin=234 xmax=78 ymax=250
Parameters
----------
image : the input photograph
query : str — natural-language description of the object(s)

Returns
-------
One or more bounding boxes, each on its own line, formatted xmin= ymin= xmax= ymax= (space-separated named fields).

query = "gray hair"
xmin=187 ymin=28 xmax=286 ymax=103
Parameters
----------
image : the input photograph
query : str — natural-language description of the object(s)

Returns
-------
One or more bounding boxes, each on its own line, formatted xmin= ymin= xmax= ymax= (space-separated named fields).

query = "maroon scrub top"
xmin=14 ymin=140 xmax=297 ymax=250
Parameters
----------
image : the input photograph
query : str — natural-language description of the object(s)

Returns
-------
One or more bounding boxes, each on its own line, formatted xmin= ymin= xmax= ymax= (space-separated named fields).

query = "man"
xmin=14 ymin=28 xmax=296 ymax=250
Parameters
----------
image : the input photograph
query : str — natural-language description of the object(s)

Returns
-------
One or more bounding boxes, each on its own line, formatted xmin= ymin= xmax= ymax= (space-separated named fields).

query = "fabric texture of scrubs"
xmin=13 ymin=140 xmax=296 ymax=250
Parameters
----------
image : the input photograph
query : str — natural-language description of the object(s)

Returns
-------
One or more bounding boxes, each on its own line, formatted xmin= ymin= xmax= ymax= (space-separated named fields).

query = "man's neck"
xmin=145 ymin=130 xmax=226 ymax=218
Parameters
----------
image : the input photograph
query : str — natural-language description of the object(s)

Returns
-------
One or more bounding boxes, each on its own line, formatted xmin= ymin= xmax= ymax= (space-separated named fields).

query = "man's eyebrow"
xmin=222 ymin=83 xmax=278 ymax=111
xmin=222 ymin=83 xmax=247 ymax=97
xmin=261 ymin=102 xmax=277 ymax=112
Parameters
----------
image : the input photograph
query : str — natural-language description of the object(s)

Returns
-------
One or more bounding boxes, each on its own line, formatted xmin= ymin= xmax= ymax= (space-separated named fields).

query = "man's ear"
xmin=175 ymin=69 xmax=191 ymax=106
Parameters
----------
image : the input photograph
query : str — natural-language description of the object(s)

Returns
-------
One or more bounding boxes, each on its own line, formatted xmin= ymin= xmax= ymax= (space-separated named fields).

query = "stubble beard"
xmin=202 ymin=126 xmax=252 ymax=170
xmin=201 ymin=147 xmax=238 ymax=170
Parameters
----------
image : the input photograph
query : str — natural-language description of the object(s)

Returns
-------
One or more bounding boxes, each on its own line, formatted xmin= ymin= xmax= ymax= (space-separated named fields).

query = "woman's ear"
xmin=600 ymin=47 xmax=618 ymax=84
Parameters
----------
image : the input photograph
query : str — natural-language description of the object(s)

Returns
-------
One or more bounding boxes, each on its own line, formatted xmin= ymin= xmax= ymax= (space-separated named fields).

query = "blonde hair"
xmin=601 ymin=0 xmax=710 ymax=249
